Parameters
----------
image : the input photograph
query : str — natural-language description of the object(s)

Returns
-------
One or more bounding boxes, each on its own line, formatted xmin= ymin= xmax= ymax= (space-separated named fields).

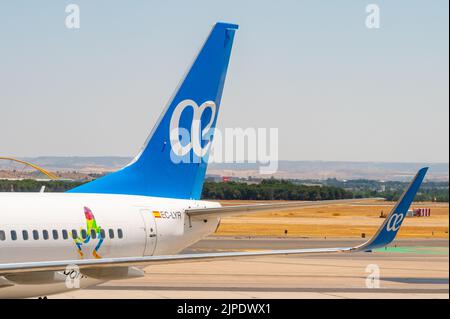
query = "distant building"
xmin=222 ymin=176 xmax=240 ymax=183
xmin=407 ymin=208 xmax=431 ymax=217
xmin=205 ymin=174 xmax=223 ymax=182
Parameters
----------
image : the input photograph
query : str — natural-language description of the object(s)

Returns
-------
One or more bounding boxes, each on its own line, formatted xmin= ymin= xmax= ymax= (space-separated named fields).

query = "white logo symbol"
xmin=365 ymin=4 xmax=380 ymax=29
xmin=65 ymin=4 xmax=80 ymax=29
xmin=365 ymin=264 xmax=380 ymax=289
xmin=386 ymin=213 xmax=404 ymax=232
xmin=64 ymin=264 xmax=81 ymax=289
xmin=169 ymin=99 xmax=216 ymax=158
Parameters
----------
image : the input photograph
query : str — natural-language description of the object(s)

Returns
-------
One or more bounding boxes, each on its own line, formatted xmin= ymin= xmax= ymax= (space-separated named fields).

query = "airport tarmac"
xmin=52 ymin=237 xmax=449 ymax=299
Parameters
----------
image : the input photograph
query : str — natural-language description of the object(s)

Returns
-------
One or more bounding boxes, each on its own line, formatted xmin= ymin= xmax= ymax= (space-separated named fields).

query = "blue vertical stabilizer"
xmin=69 ymin=23 xmax=238 ymax=199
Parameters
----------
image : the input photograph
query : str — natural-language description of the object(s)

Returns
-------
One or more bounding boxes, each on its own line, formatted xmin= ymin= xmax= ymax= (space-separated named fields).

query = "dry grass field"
xmin=214 ymin=200 xmax=449 ymax=239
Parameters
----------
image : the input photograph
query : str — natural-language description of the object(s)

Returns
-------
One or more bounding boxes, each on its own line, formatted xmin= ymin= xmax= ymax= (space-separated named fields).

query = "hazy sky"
xmin=0 ymin=1 xmax=448 ymax=162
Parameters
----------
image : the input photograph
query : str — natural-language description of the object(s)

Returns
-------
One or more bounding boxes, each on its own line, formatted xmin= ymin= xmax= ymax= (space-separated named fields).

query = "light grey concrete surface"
xmin=52 ymin=237 xmax=449 ymax=299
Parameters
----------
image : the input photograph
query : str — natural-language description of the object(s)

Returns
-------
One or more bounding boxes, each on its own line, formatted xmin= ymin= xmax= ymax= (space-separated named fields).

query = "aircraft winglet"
xmin=354 ymin=167 xmax=429 ymax=251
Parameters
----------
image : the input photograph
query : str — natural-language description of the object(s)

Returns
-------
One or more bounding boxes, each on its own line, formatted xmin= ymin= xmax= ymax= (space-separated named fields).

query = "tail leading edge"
xmin=69 ymin=22 xmax=238 ymax=199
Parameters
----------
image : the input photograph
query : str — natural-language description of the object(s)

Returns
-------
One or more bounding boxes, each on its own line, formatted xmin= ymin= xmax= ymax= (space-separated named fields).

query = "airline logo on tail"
xmin=169 ymin=99 xmax=217 ymax=159
xmin=386 ymin=213 xmax=404 ymax=232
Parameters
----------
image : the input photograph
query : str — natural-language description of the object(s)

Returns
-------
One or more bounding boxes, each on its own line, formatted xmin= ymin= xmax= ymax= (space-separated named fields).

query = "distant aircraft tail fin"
xmin=69 ymin=22 xmax=238 ymax=199
xmin=354 ymin=167 xmax=428 ymax=251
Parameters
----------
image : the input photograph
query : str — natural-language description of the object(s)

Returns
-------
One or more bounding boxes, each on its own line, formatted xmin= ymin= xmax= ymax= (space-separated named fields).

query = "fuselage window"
xmin=108 ymin=229 xmax=114 ymax=239
xmin=10 ymin=230 xmax=17 ymax=241
xmin=117 ymin=228 xmax=123 ymax=239
xmin=33 ymin=230 xmax=39 ymax=240
xmin=52 ymin=230 xmax=59 ymax=240
xmin=62 ymin=229 xmax=68 ymax=240
xmin=90 ymin=229 xmax=97 ymax=239
xmin=42 ymin=230 xmax=49 ymax=240
xmin=81 ymin=229 xmax=87 ymax=239
xmin=99 ymin=229 xmax=105 ymax=239
xmin=22 ymin=230 xmax=29 ymax=240
xmin=71 ymin=229 xmax=77 ymax=239
xmin=0 ymin=230 xmax=5 ymax=241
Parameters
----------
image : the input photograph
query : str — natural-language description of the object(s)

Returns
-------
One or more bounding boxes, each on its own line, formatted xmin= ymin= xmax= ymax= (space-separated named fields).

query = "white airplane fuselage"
xmin=0 ymin=193 xmax=220 ymax=298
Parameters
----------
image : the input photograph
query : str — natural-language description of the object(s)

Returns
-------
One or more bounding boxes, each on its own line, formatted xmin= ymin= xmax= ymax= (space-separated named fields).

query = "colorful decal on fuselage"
xmin=72 ymin=207 xmax=104 ymax=259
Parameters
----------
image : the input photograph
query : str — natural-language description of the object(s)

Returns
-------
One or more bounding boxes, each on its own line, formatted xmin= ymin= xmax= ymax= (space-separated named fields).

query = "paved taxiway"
xmin=53 ymin=237 xmax=449 ymax=299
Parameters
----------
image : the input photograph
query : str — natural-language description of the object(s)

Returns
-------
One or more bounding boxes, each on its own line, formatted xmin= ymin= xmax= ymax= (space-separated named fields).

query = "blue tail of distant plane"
xmin=69 ymin=22 xmax=238 ymax=199
xmin=355 ymin=167 xmax=428 ymax=251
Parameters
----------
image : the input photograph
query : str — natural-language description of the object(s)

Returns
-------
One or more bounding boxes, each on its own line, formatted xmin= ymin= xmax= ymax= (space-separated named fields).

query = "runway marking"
xmin=382 ymin=277 xmax=449 ymax=284
xmin=240 ymin=259 xmax=449 ymax=272
xmin=187 ymin=248 xmax=266 ymax=253
xmin=145 ymin=272 xmax=374 ymax=279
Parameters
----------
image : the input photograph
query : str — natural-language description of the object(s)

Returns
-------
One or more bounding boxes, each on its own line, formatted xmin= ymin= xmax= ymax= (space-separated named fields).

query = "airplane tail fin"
xmin=69 ymin=22 xmax=238 ymax=199
xmin=355 ymin=167 xmax=428 ymax=251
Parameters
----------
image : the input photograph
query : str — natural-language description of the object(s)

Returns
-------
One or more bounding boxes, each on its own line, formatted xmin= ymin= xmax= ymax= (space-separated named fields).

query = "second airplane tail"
xmin=355 ymin=167 xmax=429 ymax=251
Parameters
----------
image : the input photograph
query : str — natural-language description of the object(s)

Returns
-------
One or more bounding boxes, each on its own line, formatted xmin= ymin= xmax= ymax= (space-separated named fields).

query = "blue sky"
xmin=0 ymin=1 xmax=448 ymax=162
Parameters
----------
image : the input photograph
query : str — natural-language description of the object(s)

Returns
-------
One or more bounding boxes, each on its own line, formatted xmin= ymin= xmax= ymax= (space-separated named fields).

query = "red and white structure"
xmin=407 ymin=208 xmax=431 ymax=217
